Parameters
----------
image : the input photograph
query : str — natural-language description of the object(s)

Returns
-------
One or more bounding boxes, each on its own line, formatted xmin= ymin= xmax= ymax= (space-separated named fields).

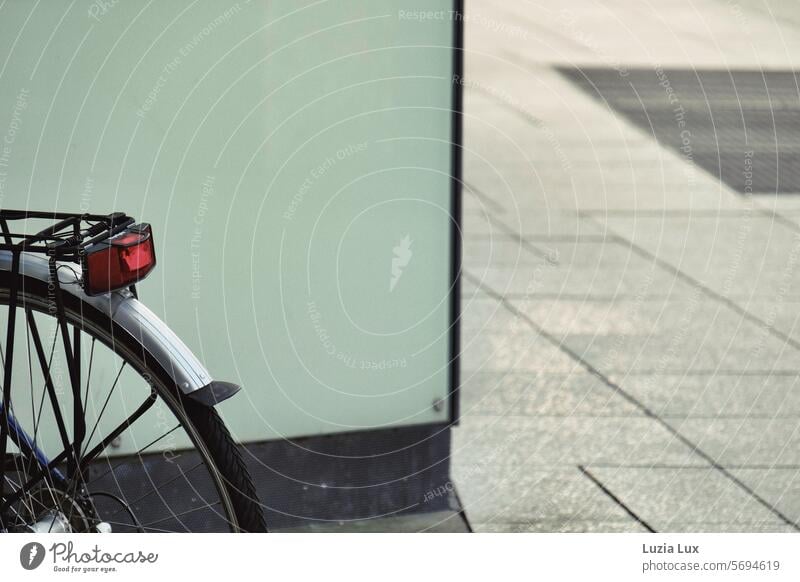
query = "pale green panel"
xmin=0 ymin=1 xmax=455 ymax=441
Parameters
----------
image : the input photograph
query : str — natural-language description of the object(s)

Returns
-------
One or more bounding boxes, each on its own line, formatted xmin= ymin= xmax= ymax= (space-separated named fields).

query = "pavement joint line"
xmin=469 ymin=294 xmax=712 ymax=301
xmin=618 ymin=371 xmax=800 ymax=375
xmin=586 ymin=463 xmax=800 ymax=470
xmin=462 ymin=269 xmax=800 ymax=531
xmin=462 ymin=413 xmax=646 ymax=419
xmin=462 ymin=74 xmax=551 ymax=130
xmin=463 ymin=181 xmax=507 ymax=215
xmin=460 ymin=370 xmax=800 ymax=377
xmin=578 ymin=209 xmax=800 ymax=218
xmin=748 ymin=200 xmax=800 ymax=235
xmin=468 ymin=208 xmax=800 ymax=217
xmin=464 ymin=412 xmax=800 ymax=420
xmin=578 ymin=465 xmax=657 ymax=533
xmin=588 ymin=216 xmax=800 ymax=356
xmin=452 ymin=486 xmax=474 ymax=533
xmin=463 ymin=181 xmax=554 ymax=260
xmin=469 ymin=234 xmax=614 ymax=242
xmin=661 ymin=415 xmax=800 ymax=419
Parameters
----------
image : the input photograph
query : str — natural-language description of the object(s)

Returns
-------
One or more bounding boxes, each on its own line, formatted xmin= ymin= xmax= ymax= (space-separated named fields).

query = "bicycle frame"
xmin=0 ymin=210 xmax=239 ymax=509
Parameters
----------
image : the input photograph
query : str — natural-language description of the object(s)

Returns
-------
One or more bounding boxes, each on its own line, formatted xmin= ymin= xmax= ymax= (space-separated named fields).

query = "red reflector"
xmin=120 ymin=240 xmax=153 ymax=271
xmin=83 ymin=224 xmax=156 ymax=296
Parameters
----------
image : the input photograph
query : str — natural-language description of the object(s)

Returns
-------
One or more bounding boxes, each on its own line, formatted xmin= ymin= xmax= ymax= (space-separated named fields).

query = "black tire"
xmin=180 ymin=399 xmax=267 ymax=532
xmin=0 ymin=269 xmax=267 ymax=532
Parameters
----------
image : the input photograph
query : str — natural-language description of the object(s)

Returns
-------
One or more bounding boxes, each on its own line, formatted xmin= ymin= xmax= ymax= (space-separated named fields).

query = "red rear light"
xmin=83 ymin=224 xmax=156 ymax=296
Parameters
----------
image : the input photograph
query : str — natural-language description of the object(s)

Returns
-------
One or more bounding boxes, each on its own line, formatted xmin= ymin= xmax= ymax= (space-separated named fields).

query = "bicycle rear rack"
xmin=0 ymin=210 xmax=135 ymax=259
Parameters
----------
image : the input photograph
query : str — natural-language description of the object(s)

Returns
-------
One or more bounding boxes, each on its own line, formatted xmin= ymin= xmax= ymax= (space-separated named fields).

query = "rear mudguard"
xmin=0 ymin=250 xmax=238 ymax=406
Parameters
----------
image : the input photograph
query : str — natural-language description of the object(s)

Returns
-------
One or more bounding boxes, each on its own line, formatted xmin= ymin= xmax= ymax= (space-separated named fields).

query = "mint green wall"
xmin=0 ymin=0 xmax=455 ymax=443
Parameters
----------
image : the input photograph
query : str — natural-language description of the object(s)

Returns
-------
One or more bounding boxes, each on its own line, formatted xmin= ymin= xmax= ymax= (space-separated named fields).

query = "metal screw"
xmin=432 ymin=398 xmax=445 ymax=412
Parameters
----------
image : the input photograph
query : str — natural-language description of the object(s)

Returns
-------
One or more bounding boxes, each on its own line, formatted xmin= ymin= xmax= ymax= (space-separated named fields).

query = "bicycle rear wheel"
xmin=0 ymin=270 xmax=266 ymax=532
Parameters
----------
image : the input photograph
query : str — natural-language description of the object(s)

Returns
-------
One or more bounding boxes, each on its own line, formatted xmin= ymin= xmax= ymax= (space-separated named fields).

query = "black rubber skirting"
xmin=239 ymin=423 xmax=463 ymax=531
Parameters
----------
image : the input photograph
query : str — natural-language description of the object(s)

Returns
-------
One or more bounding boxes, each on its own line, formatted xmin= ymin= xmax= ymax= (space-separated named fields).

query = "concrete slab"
xmin=668 ymin=418 xmax=800 ymax=466
xmin=517 ymin=298 xmax=800 ymax=374
xmin=731 ymin=468 xmax=800 ymax=526
xmin=453 ymin=415 xmax=700 ymax=467
xmin=452 ymin=465 xmax=634 ymax=524
xmin=460 ymin=370 xmax=641 ymax=417
xmin=611 ymin=374 xmax=800 ymax=418
xmin=587 ymin=467 xmax=785 ymax=530
xmin=465 ymin=239 xmax=694 ymax=299
xmin=459 ymin=327 xmax=579 ymax=373
xmin=600 ymin=215 xmax=800 ymax=301
xmin=471 ymin=519 xmax=649 ymax=533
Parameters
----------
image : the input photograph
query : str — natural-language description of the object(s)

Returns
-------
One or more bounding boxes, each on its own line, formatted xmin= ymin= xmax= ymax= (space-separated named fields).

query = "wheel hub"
xmin=16 ymin=486 xmax=97 ymax=533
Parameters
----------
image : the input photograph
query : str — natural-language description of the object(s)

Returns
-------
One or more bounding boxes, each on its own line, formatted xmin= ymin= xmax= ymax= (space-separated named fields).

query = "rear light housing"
xmin=83 ymin=224 xmax=156 ymax=296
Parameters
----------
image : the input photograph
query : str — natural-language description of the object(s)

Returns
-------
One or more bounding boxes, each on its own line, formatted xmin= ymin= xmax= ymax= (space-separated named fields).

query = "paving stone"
xmin=489 ymin=213 xmax=603 ymax=238
xmin=471 ymin=519 xmax=649 ymax=533
xmin=460 ymin=370 xmax=641 ymax=417
xmin=453 ymin=415 xmax=700 ymax=467
xmin=462 ymin=237 xmax=542 ymax=269
xmin=465 ymin=158 xmax=745 ymax=213
xmin=461 ymin=274 xmax=490 ymax=298
xmin=518 ymin=298 xmax=800 ymax=374
xmin=452 ymin=465 xmax=633 ymax=524
xmin=759 ymin=195 xmax=800 ymax=213
xmin=600 ymin=215 xmax=800 ymax=301
xmin=730 ymin=468 xmax=800 ymax=526
xmin=463 ymin=207 xmax=498 ymax=237
xmin=587 ymin=467 xmax=785 ymax=530
xmin=653 ymin=523 xmax=797 ymax=533
xmin=612 ymin=373 xmax=800 ymax=418
xmin=460 ymin=296 xmax=521 ymax=332
xmin=669 ymin=418 xmax=800 ymax=466
xmin=465 ymin=239 xmax=694 ymax=298
xmin=459 ymin=328 xmax=579 ymax=373
xmin=737 ymin=301 xmax=800 ymax=344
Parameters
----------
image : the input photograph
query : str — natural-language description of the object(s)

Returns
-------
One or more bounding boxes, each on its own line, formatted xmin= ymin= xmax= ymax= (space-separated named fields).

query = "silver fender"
xmin=0 ymin=250 xmax=238 ymax=406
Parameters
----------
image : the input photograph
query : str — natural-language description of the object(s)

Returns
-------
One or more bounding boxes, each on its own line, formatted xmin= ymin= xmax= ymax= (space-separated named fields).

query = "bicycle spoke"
xmin=0 ymin=449 xmax=70 ymax=513
xmin=80 ymin=388 xmax=157 ymax=469
xmin=81 ymin=428 xmax=193 ymax=528
xmin=26 ymin=310 xmax=71 ymax=454
xmin=30 ymin=317 xmax=59 ymax=452
xmin=81 ymin=338 xmax=96 ymax=414
xmin=101 ymin=458 xmax=204 ymax=519
xmin=100 ymin=499 xmax=224 ymax=533
xmin=82 ymin=362 xmax=127 ymax=457
xmin=2 ymin=474 xmax=32 ymax=523
xmin=1 ymin=427 xmax=39 ymax=521
xmin=85 ymin=424 xmax=182 ymax=487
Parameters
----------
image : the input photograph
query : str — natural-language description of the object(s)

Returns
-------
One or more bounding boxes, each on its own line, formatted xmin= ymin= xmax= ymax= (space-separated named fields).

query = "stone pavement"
xmin=453 ymin=0 xmax=800 ymax=532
